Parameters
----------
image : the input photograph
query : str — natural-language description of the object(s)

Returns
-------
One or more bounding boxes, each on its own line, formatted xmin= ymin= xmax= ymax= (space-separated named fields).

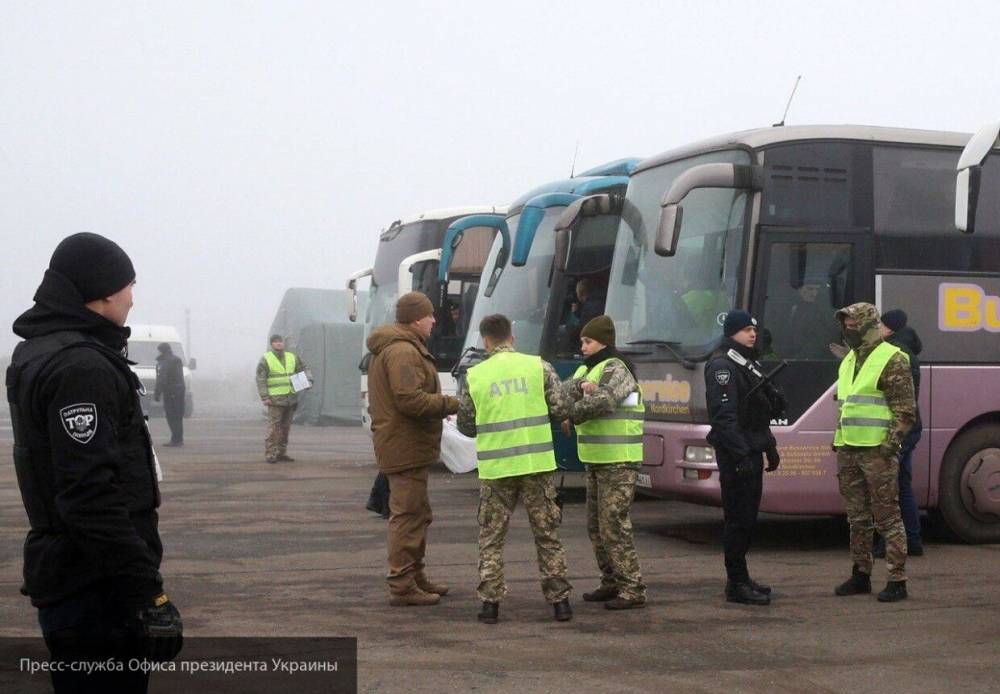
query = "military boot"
xmin=725 ymin=581 xmax=770 ymax=606
xmin=477 ymin=602 xmax=499 ymax=624
xmin=388 ymin=587 xmax=440 ymax=607
xmin=877 ymin=580 xmax=908 ymax=602
xmin=748 ymin=578 xmax=772 ymax=595
xmin=605 ymin=596 xmax=646 ymax=610
xmin=834 ymin=565 xmax=872 ymax=596
xmin=553 ymin=598 xmax=573 ymax=622
xmin=415 ymin=573 xmax=449 ymax=596
xmin=582 ymin=586 xmax=618 ymax=602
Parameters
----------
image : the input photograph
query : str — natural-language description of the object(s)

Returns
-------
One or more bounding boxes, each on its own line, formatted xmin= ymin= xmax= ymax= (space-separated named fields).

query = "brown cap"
xmin=581 ymin=315 xmax=615 ymax=347
xmin=396 ymin=291 xmax=435 ymax=324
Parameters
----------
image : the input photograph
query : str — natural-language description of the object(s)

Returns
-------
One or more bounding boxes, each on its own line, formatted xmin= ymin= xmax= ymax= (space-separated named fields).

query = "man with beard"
xmin=833 ymin=303 xmax=915 ymax=602
xmin=704 ymin=310 xmax=786 ymax=605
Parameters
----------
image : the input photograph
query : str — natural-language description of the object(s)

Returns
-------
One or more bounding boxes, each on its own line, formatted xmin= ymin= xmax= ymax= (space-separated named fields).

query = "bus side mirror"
xmin=956 ymin=121 xmax=1000 ymax=234
xmin=654 ymin=163 xmax=763 ymax=257
xmin=554 ymin=193 xmax=618 ymax=272
xmin=346 ymin=266 xmax=373 ymax=322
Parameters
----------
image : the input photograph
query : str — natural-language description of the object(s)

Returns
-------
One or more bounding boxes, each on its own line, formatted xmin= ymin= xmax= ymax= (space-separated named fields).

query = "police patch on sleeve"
xmin=59 ymin=403 xmax=98 ymax=444
xmin=714 ymin=370 xmax=731 ymax=386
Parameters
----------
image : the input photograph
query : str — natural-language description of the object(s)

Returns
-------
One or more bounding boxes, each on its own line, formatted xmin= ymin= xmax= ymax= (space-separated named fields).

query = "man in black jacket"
xmin=7 ymin=233 xmax=182 ymax=692
xmin=704 ymin=310 xmax=786 ymax=606
xmin=154 ymin=342 xmax=186 ymax=446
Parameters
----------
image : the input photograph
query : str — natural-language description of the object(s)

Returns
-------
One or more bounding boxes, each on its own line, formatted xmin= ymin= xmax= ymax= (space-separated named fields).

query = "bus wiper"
xmin=626 ymin=339 xmax=696 ymax=370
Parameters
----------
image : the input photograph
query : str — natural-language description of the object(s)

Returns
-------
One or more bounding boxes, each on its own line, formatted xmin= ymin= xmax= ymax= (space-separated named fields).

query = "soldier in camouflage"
xmin=563 ymin=315 xmax=647 ymax=610
xmin=256 ymin=334 xmax=310 ymax=463
xmin=833 ymin=302 xmax=915 ymax=603
xmin=457 ymin=314 xmax=573 ymax=624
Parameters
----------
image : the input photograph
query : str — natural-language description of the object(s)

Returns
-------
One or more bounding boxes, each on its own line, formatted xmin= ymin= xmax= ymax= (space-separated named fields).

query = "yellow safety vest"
xmin=572 ymin=358 xmax=645 ymax=463
xmin=466 ymin=351 xmax=556 ymax=480
xmin=834 ymin=342 xmax=907 ymax=447
xmin=264 ymin=351 xmax=297 ymax=396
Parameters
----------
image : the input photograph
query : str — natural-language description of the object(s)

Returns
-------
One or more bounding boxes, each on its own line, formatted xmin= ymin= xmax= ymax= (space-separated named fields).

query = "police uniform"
xmin=255 ymin=340 xmax=309 ymax=463
xmin=457 ymin=344 xmax=573 ymax=622
xmin=704 ymin=311 xmax=785 ymax=604
xmin=833 ymin=303 xmax=915 ymax=602
xmin=7 ymin=233 xmax=182 ymax=692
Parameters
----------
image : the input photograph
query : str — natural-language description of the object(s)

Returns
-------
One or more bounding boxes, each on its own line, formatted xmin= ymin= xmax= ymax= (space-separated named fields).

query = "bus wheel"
xmin=939 ymin=426 xmax=1000 ymax=543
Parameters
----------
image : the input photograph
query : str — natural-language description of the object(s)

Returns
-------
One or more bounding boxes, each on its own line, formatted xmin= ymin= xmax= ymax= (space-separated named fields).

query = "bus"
xmin=441 ymin=159 xmax=639 ymax=471
xmin=557 ymin=125 xmax=1000 ymax=542
xmin=346 ymin=206 xmax=505 ymax=431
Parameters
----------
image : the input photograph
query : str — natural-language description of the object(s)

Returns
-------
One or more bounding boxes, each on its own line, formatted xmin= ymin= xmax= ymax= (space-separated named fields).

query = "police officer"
xmin=832 ymin=303 xmax=915 ymax=602
xmin=704 ymin=310 xmax=786 ymax=606
xmin=457 ymin=314 xmax=573 ymax=624
xmin=256 ymin=334 xmax=309 ymax=463
xmin=153 ymin=342 xmax=185 ymax=446
xmin=7 ymin=233 xmax=182 ymax=692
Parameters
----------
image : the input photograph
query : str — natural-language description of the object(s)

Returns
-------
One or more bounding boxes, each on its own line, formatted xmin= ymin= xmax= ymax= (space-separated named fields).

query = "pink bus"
xmin=557 ymin=125 xmax=1000 ymax=543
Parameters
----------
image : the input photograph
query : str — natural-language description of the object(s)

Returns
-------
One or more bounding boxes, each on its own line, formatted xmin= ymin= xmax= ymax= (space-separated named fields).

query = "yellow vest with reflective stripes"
xmin=264 ymin=351 xmax=297 ymax=396
xmin=467 ymin=351 xmax=556 ymax=480
xmin=572 ymin=358 xmax=645 ymax=464
xmin=834 ymin=342 xmax=907 ymax=447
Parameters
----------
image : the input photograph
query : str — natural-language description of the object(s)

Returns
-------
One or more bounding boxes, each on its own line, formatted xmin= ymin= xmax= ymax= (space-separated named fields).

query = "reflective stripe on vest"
xmin=467 ymin=351 xmax=556 ymax=479
xmin=264 ymin=351 xmax=297 ymax=396
xmin=572 ymin=358 xmax=645 ymax=464
xmin=833 ymin=342 xmax=907 ymax=447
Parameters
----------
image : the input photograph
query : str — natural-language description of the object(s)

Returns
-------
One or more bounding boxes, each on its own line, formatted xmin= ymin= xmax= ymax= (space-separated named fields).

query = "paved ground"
xmin=1 ymin=417 xmax=997 ymax=693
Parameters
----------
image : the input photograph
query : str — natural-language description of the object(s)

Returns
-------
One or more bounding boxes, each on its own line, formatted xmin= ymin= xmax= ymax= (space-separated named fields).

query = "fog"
xmin=3 ymin=1 xmax=999 ymax=379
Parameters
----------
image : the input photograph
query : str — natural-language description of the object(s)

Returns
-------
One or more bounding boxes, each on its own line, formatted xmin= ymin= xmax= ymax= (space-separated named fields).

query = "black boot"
xmin=365 ymin=493 xmax=383 ymax=515
xmin=877 ymin=580 xmax=908 ymax=602
xmin=477 ymin=601 xmax=499 ymax=624
xmin=748 ymin=578 xmax=772 ymax=595
xmin=725 ymin=581 xmax=770 ymax=606
xmin=582 ymin=586 xmax=618 ymax=602
xmin=834 ymin=565 xmax=872 ymax=596
xmin=553 ymin=598 xmax=573 ymax=622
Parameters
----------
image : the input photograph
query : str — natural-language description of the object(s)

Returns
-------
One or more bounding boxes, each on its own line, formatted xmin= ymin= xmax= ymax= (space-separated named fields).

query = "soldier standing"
xmin=564 ymin=315 xmax=647 ymax=610
xmin=256 ymin=334 xmax=309 ymax=463
xmin=153 ymin=342 xmax=185 ymax=446
xmin=457 ymin=314 xmax=573 ymax=624
xmin=704 ymin=310 xmax=785 ymax=606
xmin=833 ymin=303 xmax=915 ymax=602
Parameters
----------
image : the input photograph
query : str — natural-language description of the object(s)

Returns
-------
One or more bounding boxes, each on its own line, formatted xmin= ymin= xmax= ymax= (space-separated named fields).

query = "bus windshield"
xmin=605 ymin=149 xmax=751 ymax=354
xmin=464 ymin=211 xmax=559 ymax=354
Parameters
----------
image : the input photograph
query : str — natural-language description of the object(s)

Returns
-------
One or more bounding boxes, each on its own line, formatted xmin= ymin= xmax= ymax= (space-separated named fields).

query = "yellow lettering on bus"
xmin=639 ymin=375 xmax=691 ymax=404
xmin=939 ymin=283 xmax=984 ymax=332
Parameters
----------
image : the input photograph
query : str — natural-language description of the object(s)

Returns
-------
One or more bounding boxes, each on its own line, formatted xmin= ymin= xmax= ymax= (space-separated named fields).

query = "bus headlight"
xmin=684 ymin=445 xmax=715 ymax=463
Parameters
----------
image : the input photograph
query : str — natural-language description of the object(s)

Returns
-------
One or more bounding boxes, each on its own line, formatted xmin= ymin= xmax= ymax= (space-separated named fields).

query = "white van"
xmin=127 ymin=324 xmax=195 ymax=416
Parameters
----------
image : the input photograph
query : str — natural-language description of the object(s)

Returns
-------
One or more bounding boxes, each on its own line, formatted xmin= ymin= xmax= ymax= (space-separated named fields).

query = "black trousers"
xmin=716 ymin=449 xmax=764 ymax=583
xmin=163 ymin=392 xmax=185 ymax=444
xmin=38 ymin=583 xmax=149 ymax=694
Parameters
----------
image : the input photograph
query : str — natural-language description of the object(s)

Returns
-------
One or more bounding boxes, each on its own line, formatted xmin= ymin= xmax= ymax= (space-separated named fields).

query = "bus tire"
xmin=938 ymin=425 xmax=1000 ymax=544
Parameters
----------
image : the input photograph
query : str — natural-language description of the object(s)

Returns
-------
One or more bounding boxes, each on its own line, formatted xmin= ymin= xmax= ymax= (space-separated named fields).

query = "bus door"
xmin=750 ymin=229 xmax=873 ymax=425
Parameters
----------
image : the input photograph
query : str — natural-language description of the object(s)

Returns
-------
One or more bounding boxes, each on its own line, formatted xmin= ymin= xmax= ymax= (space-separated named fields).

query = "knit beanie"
xmin=580 ymin=315 xmax=615 ymax=347
xmin=396 ymin=291 xmax=435 ymax=324
xmin=49 ymin=232 xmax=136 ymax=302
xmin=269 ymin=334 xmax=284 ymax=344
xmin=881 ymin=309 xmax=907 ymax=333
xmin=723 ymin=309 xmax=757 ymax=337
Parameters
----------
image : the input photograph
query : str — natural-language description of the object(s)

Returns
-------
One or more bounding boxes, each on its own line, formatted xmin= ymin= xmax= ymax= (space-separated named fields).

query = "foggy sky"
xmin=3 ymin=1 xmax=999 ymax=376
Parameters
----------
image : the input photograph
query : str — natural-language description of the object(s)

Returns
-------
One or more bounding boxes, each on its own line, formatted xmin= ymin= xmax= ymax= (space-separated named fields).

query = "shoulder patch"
xmin=714 ymin=370 xmax=731 ymax=386
xmin=59 ymin=403 xmax=98 ymax=444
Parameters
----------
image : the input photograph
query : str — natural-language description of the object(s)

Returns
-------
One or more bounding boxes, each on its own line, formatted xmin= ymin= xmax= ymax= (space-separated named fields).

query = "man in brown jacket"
xmin=367 ymin=292 xmax=459 ymax=606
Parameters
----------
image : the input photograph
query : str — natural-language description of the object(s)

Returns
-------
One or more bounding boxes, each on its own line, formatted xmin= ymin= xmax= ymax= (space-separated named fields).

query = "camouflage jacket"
xmin=564 ymin=355 xmax=638 ymax=424
xmin=456 ymin=345 xmax=570 ymax=437
xmin=255 ymin=350 xmax=310 ymax=407
xmin=834 ymin=303 xmax=915 ymax=451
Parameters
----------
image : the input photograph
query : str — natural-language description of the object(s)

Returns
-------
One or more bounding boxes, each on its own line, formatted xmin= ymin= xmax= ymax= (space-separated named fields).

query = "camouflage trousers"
xmin=837 ymin=449 xmax=907 ymax=581
xmin=265 ymin=404 xmax=295 ymax=460
xmin=586 ymin=463 xmax=646 ymax=601
xmin=478 ymin=471 xmax=571 ymax=604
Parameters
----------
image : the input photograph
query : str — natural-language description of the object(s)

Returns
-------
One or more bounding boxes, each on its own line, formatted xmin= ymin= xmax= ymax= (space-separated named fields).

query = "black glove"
xmin=139 ymin=594 xmax=183 ymax=662
xmin=735 ymin=457 xmax=758 ymax=476
xmin=765 ymin=446 xmax=780 ymax=472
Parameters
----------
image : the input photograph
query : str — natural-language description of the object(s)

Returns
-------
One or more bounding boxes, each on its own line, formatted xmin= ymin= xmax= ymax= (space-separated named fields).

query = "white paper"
xmin=621 ymin=391 xmax=640 ymax=408
xmin=439 ymin=417 xmax=478 ymax=473
xmin=290 ymin=371 xmax=312 ymax=393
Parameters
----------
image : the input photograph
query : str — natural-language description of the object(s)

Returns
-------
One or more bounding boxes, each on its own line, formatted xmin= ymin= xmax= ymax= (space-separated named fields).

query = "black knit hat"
xmin=881 ymin=309 xmax=907 ymax=333
xmin=49 ymin=232 xmax=135 ymax=302
xmin=581 ymin=315 xmax=615 ymax=347
xmin=723 ymin=309 xmax=757 ymax=337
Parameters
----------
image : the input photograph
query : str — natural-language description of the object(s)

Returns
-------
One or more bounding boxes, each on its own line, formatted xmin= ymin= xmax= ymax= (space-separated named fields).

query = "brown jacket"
xmin=367 ymin=324 xmax=459 ymax=473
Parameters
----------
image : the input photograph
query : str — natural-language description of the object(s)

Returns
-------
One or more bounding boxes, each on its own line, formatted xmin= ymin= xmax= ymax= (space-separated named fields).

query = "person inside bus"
xmin=873 ymin=309 xmax=925 ymax=557
xmin=785 ymin=277 xmax=842 ymax=360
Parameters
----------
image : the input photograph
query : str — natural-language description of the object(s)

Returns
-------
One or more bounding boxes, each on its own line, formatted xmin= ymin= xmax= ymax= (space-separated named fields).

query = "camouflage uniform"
xmin=255 ymin=350 xmax=309 ymax=461
xmin=566 ymin=357 xmax=646 ymax=601
xmin=834 ymin=303 xmax=915 ymax=581
xmin=457 ymin=344 xmax=572 ymax=604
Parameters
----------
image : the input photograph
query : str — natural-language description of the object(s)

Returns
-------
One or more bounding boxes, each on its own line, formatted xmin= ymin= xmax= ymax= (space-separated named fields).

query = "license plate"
xmin=636 ymin=473 xmax=652 ymax=488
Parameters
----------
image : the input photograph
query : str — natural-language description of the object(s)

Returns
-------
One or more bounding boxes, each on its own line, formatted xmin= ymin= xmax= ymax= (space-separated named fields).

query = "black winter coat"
xmin=7 ymin=269 xmax=163 ymax=607
xmin=155 ymin=352 xmax=185 ymax=400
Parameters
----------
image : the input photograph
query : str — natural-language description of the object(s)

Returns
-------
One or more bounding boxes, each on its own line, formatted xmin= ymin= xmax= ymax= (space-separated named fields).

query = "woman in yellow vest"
xmin=564 ymin=315 xmax=647 ymax=610
xmin=255 ymin=334 xmax=309 ymax=463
